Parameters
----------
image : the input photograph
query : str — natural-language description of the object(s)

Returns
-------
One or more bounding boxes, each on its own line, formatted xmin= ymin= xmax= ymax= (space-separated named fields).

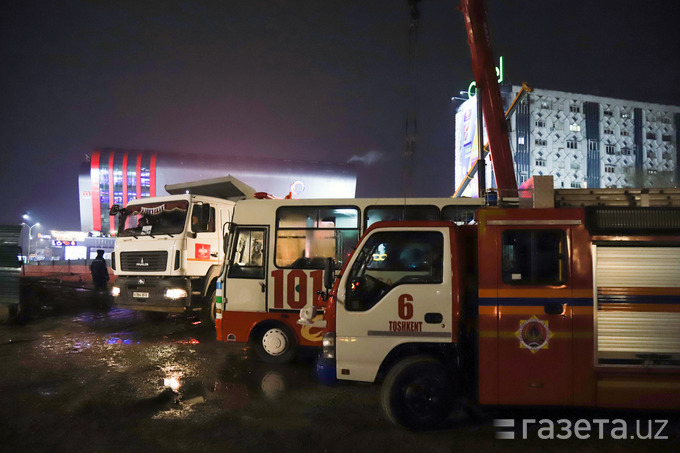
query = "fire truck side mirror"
xmin=323 ymin=258 xmax=335 ymax=290
xmin=109 ymin=204 xmax=121 ymax=216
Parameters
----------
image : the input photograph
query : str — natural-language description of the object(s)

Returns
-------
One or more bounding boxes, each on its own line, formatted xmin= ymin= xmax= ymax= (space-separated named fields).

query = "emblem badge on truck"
xmin=515 ymin=316 xmax=553 ymax=353
xmin=136 ymin=258 xmax=149 ymax=267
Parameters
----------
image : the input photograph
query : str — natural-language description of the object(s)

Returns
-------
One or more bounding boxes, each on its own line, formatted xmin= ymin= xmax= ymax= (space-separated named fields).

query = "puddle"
xmin=163 ymin=376 xmax=182 ymax=391
xmin=214 ymin=382 xmax=250 ymax=410
xmin=259 ymin=371 xmax=286 ymax=399
xmin=174 ymin=338 xmax=200 ymax=345
xmin=68 ymin=341 xmax=92 ymax=353
xmin=107 ymin=337 xmax=135 ymax=345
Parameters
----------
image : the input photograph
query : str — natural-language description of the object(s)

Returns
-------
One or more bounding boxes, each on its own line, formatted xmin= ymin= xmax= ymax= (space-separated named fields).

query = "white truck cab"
xmin=111 ymin=176 xmax=255 ymax=323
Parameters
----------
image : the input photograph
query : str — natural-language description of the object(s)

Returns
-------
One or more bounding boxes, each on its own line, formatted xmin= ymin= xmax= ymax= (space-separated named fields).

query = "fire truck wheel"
xmin=253 ymin=324 xmax=297 ymax=364
xmin=200 ymin=290 xmax=217 ymax=327
xmin=381 ymin=356 xmax=454 ymax=430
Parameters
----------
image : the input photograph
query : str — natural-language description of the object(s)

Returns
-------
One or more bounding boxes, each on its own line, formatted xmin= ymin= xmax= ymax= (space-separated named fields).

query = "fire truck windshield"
xmin=117 ymin=200 xmax=189 ymax=237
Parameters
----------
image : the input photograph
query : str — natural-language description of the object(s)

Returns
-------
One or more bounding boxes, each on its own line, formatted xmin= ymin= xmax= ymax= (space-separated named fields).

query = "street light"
xmin=21 ymin=221 xmax=40 ymax=259
xmin=451 ymin=90 xmax=471 ymax=102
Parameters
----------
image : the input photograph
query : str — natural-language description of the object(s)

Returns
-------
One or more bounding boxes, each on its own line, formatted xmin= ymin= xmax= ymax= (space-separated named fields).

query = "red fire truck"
xmin=303 ymin=0 xmax=680 ymax=429
xmin=310 ymin=181 xmax=680 ymax=428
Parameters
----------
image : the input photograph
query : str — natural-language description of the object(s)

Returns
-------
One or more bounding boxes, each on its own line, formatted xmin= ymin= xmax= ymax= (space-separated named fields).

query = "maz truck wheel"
xmin=200 ymin=290 xmax=216 ymax=328
xmin=254 ymin=324 xmax=297 ymax=364
xmin=381 ymin=356 xmax=454 ymax=430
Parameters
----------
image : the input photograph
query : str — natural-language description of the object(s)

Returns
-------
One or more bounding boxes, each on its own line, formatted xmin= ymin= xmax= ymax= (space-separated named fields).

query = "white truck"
xmin=110 ymin=176 xmax=255 ymax=323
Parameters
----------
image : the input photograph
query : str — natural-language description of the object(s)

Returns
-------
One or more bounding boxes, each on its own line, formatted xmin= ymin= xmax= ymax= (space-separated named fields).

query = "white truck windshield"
xmin=117 ymin=201 xmax=189 ymax=237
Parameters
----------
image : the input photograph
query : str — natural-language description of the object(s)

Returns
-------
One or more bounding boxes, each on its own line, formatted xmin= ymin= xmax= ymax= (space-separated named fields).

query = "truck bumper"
xmin=112 ymin=276 xmax=193 ymax=313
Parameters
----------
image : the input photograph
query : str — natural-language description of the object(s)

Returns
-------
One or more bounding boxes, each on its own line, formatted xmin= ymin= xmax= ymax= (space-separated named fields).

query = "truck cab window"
xmin=502 ymin=230 xmax=567 ymax=285
xmin=346 ymin=231 xmax=443 ymax=311
xmin=191 ymin=204 xmax=215 ymax=233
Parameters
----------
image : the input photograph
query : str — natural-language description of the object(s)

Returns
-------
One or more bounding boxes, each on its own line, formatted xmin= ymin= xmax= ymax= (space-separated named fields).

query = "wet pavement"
xmin=1 ymin=293 xmax=679 ymax=453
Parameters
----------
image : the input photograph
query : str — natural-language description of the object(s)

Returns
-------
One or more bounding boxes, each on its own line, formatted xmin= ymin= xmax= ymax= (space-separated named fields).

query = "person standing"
xmin=90 ymin=249 xmax=110 ymax=292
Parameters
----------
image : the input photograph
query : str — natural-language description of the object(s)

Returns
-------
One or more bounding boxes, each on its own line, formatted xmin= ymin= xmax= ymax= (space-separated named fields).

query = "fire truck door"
xmin=224 ymin=227 xmax=268 ymax=312
xmin=335 ymin=229 xmax=453 ymax=382
xmin=495 ymin=226 xmax=573 ymax=405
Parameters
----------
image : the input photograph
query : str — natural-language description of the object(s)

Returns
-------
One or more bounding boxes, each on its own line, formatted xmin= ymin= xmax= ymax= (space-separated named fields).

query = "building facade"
xmin=79 ymin=149 xmax=357 ymax=234
xmin=455 ymin=85 xmax=680 ymax=195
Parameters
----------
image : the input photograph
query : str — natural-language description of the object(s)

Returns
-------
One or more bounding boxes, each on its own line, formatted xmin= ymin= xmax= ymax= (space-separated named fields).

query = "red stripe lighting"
xmin=150 ymin=153 xmax=157 ymax=197
xmin=91 ymin=150 xmax=101 ymax=232
xmin=122 ymin=151 xmax=128 ymax=206
xmin=108 ymin=152 xmax=115 ymax=234
xmin=136 ymin=153 xmax=142 ymax=199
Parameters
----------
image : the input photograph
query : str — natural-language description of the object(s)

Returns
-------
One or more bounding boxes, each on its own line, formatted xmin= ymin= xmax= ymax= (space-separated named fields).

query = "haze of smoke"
xmin=347 ymin=150 xmax=383 ymax=166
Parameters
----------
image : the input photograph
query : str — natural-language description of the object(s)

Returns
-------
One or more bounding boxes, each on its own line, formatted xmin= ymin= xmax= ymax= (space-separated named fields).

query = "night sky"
xmin=1 ymin=0 xmax=678 ymax=231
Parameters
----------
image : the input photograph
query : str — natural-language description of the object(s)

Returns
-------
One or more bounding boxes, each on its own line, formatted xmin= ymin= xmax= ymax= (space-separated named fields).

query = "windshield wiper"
xmin=121 ymin=228 xmax=177 ymax=238
xmin=122 ymin=228 xmax=140 ymax=239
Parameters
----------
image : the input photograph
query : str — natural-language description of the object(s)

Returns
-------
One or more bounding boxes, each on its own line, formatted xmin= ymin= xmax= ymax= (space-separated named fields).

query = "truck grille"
xmin=120 ymin=251 xmax=168 ymax=272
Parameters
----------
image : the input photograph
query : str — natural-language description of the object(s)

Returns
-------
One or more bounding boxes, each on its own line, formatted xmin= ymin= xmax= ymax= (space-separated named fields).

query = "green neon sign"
xmin=467 ymin=56 xmax=504 ymax=98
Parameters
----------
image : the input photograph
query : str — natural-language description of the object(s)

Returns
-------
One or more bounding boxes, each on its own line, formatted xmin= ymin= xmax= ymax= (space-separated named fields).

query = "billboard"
xmin=454 ymin=97 xmax=493 ymax=198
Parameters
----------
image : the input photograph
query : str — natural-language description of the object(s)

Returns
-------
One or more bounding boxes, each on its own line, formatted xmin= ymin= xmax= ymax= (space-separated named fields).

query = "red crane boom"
xmin=460 ymin=0 xmax=517 ymax=196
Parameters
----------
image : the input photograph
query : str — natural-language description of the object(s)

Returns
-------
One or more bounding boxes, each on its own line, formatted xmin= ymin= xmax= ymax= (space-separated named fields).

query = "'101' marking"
xmin=271 ymin=270 xmax=325 ymax=309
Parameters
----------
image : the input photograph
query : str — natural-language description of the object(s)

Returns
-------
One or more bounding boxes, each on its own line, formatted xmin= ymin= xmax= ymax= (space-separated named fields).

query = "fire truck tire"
xmin=200 ymin=290 xmax=216 ymax=327
xmin=381 ymin=356 xmax=454 ymax=430
xmin=253 ymin=324 xmax=298 ymax=364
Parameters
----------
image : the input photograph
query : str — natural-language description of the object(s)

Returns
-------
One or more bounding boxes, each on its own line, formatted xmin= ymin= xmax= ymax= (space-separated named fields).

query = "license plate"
xmin=133 ymin=291 xmax=149 ymax=298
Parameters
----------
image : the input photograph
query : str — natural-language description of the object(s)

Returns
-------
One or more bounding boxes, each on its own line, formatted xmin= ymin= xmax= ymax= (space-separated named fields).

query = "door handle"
xmin=259 ymin=282 xmax=266 ymax=293
xmin=424 ymin=313 xmax=443 ymax=324
xmin=544 ymin=303 xmax=565 ymax=315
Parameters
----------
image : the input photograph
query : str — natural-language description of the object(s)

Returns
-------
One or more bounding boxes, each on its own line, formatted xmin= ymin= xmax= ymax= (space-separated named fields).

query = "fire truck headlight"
xmin=322 ymin=331 xmax=335 ymax=360
xmin=164 ymin=288 xmax=188 ymax=299
xmin=111 ymin=286 xmax=121 ymax=297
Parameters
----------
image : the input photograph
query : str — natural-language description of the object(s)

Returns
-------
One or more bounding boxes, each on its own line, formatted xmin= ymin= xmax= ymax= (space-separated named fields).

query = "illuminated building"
xmin=454 ymin=85 xmax=680 ymax=195
xmin=79 ymin=149 xmax=357 ymax=234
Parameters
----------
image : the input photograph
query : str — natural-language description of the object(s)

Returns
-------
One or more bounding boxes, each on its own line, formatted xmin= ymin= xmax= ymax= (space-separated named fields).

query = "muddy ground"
xmin=0 ymin=291 xmax=678 ymax=453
